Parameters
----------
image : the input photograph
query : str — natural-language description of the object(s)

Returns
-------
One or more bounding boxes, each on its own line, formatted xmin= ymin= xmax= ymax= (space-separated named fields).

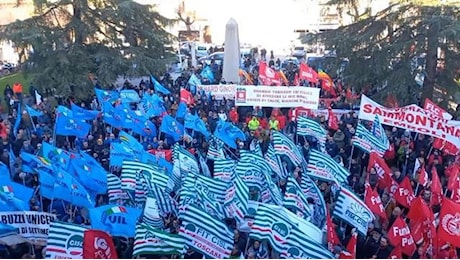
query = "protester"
xmin=0 ymin=49 xmax=458 ymax=260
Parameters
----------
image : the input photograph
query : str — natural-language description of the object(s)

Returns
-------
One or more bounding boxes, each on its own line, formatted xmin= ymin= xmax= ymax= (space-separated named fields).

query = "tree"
xmin=0 ymin=0 xmax=176 ymax=99
xmin=304 ymin=1 xmax=460 ymax=106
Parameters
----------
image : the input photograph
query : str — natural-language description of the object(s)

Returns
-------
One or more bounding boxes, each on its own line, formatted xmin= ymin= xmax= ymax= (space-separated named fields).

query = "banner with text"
xmin=235 ymin=85 xmax=320 ymax=109
xmin=359 ymin=95 xmax=460 ymax=148
xmin=0 ymin=211 xmax=56 ymax=245
xmin=197 ymin=84 xmax=236 ymax=100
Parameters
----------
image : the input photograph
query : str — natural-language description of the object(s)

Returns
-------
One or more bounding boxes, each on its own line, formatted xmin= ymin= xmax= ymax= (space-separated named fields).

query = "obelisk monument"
xmin=222 ymin=18 xmax=240 ymax=84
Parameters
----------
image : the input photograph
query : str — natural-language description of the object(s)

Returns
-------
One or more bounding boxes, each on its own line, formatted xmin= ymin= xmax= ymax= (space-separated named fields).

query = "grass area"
xmin=0 ymin=72 xmax=33 ymax=96
xmin=0 ymin=72 xmax=35 ymax=111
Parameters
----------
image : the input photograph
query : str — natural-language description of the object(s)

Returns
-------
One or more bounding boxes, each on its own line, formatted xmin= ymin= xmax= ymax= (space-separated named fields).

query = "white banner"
xmin=235 ymin=85 xmax=320 ymax=109
xmin=197 ymin=84 xmax=236 ymax=100
xmin=359 ymin=95 xmax=460 ymax=148
xmin=0 ymin=211 xmax=56 ymax=245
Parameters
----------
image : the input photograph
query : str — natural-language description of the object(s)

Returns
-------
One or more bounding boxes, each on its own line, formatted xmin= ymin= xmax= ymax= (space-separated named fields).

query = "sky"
xmin=135 ymin=0 xmax=321 ymax=51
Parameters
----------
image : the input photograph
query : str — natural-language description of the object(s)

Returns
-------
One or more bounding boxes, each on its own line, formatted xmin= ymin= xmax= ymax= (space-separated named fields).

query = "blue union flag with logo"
xmin=89 ymin=205 xmax=142 ymax=237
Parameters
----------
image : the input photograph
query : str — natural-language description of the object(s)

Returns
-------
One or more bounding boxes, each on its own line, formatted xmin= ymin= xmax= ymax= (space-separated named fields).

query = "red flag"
xmin=293 ymin=73 xmax=300 ymax=86
xmin=328 ymin=108 xmax=339 ymax=130
xmin=340 ymin=231 xmax=357 ymax=259
xmin=258 ymin=61 xmax=280 ymax=86
xmin=450 ymin=178 xmax=460 ymax=203
xmin=418 ymin=164 xmax=429 ymax=187
xmin=364 ymin=184 xmax=388 ymax=221
xmin=367 ymin=152 xmax=393 ymax=189
xmin=438 ymin=198 xmax=460 ymax=248
xmin=326 ymin=213 xmax=340 ymax=251
xmin=447 ymin=164 xmax=460 ymax=191
xmin=433 ymin=138 xmax=459 ymax=155
xmin=407 ymin=196 xmax=433 ymax=223
xmin=83 ymin=230 xmax=118 ymax=259
xmin=423 ymin=98 xmax=452 ymax=119
xmin=388 ymin=246 xmax=402 ymax=259
xmin=409 ymin=220 xmax=424 ymax=245
xmin=298 ymin=63 xmax=318 ymax=83
xmin=431 ymin=166 xmax=443 ymax=205
xmin=321 ymin=79 xmax=337 ymax=97
xmin=387 ymin=216 xmax=416 ymax=256
xmin=393 ymin=177 xmax=415 ymax=208
xmin=180 ymin=88 xmax=194 ymax=105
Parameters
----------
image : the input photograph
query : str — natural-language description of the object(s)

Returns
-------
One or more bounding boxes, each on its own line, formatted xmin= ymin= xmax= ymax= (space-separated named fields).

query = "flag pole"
xmin=414 ymin=183 xmax=420 ymax=196
xmin=348 ymin=145 xmax=355 ymax=171
xmin=52 ymin=110 xmax=58 ymax=145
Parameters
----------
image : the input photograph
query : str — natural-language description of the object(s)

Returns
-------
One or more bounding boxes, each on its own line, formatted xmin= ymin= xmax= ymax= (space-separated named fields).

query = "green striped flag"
xmin=283 ymin=176 xmax=311 ymax=220
xmin=281 ymin=224 xmax=334 ymax=259
xmin=45 ymin=221 xmax=88 ymax=259
xmin=224 ymin=170 xmax=249 ymax=223
xmin=249 ymin=203 xmax=291 ymax=253
xmin=133 ymin=223 xmax=185 ymax=257
xmin=179 ymin=204 xmax=233 ymax=259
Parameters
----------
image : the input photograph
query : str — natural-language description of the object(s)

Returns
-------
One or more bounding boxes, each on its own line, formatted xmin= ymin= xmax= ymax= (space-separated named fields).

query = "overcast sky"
xmin=135 ymin=0 xmax=317 ymax=51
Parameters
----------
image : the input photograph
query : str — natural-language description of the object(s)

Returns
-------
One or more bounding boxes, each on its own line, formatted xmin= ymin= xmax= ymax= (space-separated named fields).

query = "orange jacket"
xmin=13 ymin=83 xmax=23 ymax=94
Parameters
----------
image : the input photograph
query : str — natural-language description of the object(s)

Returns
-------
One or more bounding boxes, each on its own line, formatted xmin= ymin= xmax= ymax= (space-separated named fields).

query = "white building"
xmin=0 ymin=0 xmax=34 ymax=63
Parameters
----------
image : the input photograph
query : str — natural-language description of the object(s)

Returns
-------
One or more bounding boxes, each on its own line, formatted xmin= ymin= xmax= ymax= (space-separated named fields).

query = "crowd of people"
xmin=0 ymin=50 xmax=458 ymax=259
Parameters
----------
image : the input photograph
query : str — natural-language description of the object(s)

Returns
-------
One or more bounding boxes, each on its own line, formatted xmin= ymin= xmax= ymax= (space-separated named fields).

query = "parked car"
xmin=198 ymin=52 xmax=225 ymax=65
xmin=291 ymin=46 xmax=306 ymax=59
xmin=0 ymin=62 xmax=16 ymax=76
xmin=196 ymin=44 xmax=211 ymax=58
xmin=281 ymin=56 xmax=300 ymax=70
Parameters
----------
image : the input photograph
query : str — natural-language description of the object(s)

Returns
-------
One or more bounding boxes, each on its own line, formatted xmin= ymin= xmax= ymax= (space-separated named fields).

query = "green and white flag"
xmin=179 ymin=204 xmax=233 ymax=259
xmin=45 ymin=221 xmax=88 ymax=259
xmin=249 ymin=203 xmax=291 ymax=253
xmin=133 ymin=223 xmax=185 ymax=257
xmin=283 ymin=176 xmax=312 ymax=220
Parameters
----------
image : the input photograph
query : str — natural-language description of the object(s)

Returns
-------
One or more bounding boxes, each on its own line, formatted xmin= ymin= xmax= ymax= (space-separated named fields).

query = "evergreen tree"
xmin=0 ymin=0 xmax=176 ymax=98
xmin=305 ymin=1 xmax=460 ymax=106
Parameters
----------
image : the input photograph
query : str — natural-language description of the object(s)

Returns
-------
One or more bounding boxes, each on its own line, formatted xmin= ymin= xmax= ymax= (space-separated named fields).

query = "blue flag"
xmin=159 ymin=115 xmax=184 ymax=141
xmin=110 ymin=143 xmax=138 ymax=167
xmin=94 ymin=88 xmax=120 ymax=104
xmin=13 ymin=102 xmax=22 ymax=137
xmin=0 ymin=192 xmax=29 ymax=211
xmin=118 ymin=131 xmax=144 ymax=153
xmin=188 ymin=74 xmax=202 ymax=87
xmin=0 ymin=162 xmax=10 ymax=180
xmin=121 ymin=108 xmax=157 ymax=138
xmin=176 ymin=102 xmax=188 ymax=119
xmin=71 ymin=102 xmax=100 ymax=120
xmin=120 ymin=89 xmax=141 ymax=103
xmin=69 ymin=157 xmax=107 ymax=194
xmin=0 ymin=180 xmax=34 ymax=205
xmin=140 ymin=93 xmax=166 ymax=117
xmin=20 ymin=152 xmax=53 ymax=174
xmin=40 ymin=142 xmax=72 ymax=170
xmin=214 ymin=121 xmax=246 ymax=148
xmin=101 ymin=101 xmax=124 ymax=128
xmin=157 ymin=157 xmax=173 ymax=175
xmin=150 ymin=76 xmax=171 ymax=95
xmin=38 ymin=169 xmax=95 ymax=208
xmin=55 ymin=106 xmax=91 ymax=138
xmin=200 ymin=66 xmax=215 ymax=83
xmin=89 ymin=205 xmax=141 ymax=237
xmin=184 ymin=114 xmax=210 ymax=138
xmin=25 ymin=105 xmax=43 ymax=117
